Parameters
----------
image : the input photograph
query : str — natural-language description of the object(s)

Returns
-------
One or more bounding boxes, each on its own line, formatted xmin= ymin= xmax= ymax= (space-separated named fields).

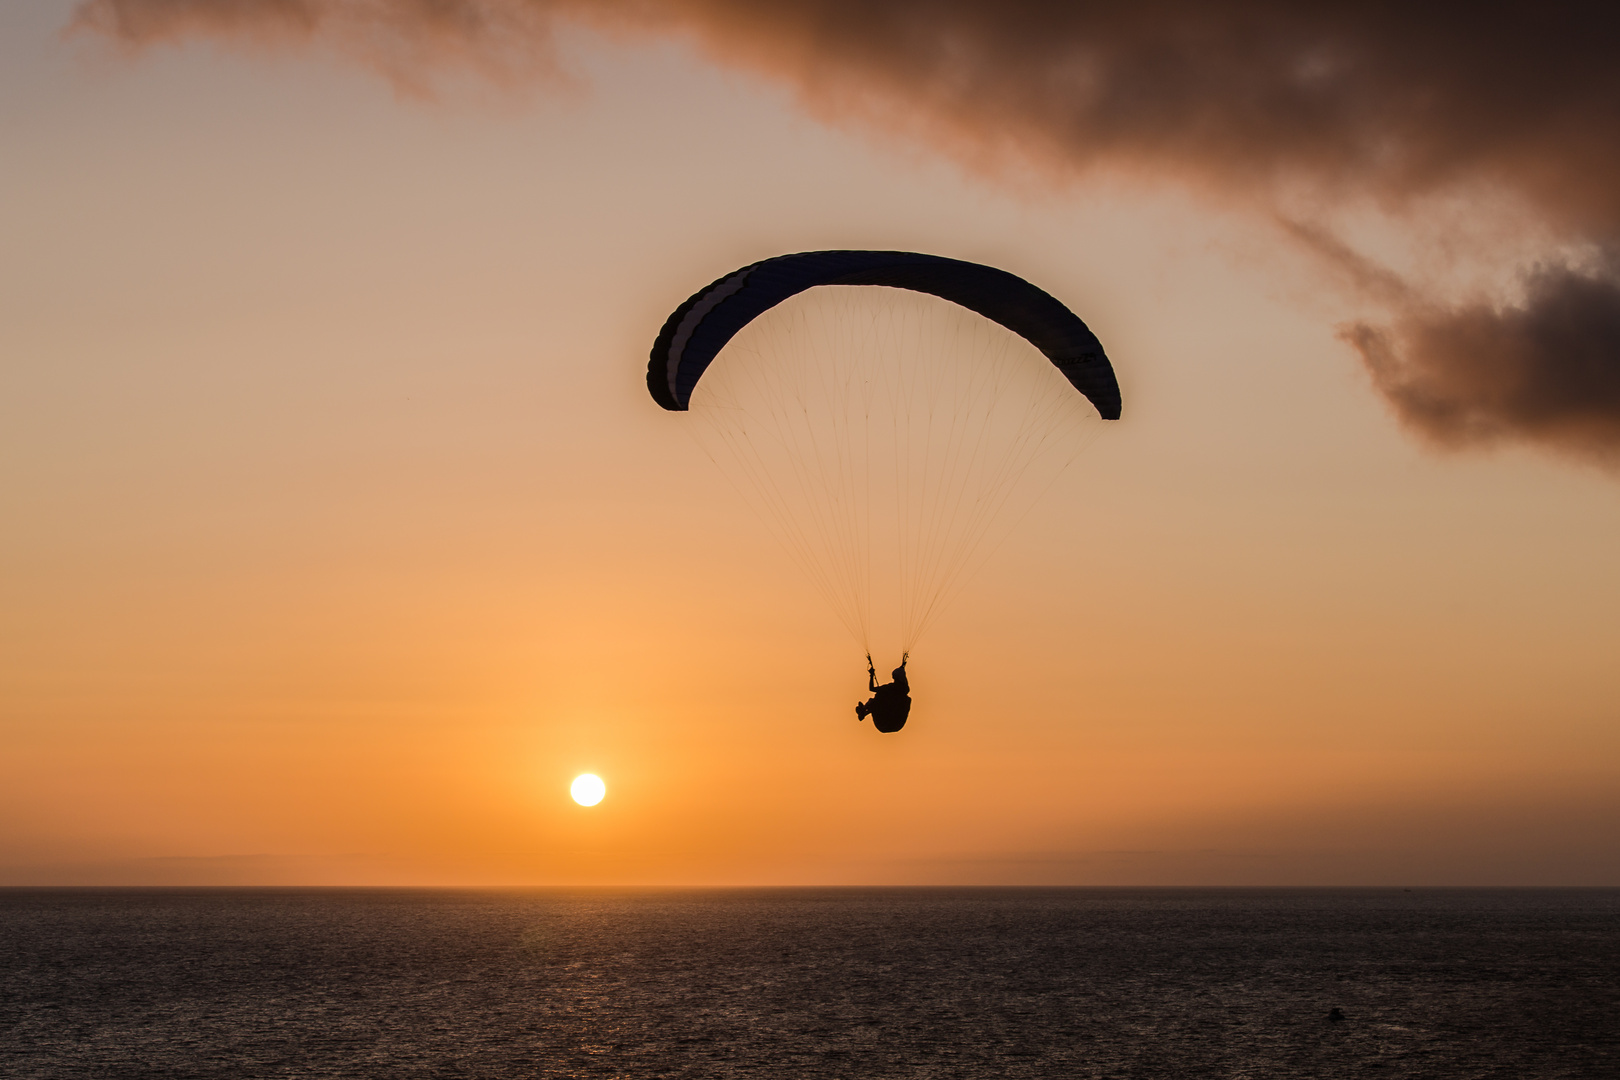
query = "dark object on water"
xmin=856 ymin=654 xmax=911 ymax=733
xmin=1328 ymin=1007 xmax=1346 ymax=1022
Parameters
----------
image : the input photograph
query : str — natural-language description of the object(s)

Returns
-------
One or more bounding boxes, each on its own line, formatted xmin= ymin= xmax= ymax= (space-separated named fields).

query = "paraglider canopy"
xmin=648 ymin=250 xmax=1120 ymax=420
xmin=649 ymin=248 xmax=1120 ymax=659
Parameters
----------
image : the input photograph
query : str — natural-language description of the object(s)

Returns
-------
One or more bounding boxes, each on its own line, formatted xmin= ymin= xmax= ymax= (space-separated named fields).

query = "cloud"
xmin=71 ymin=0 xmax=568 ymax=94
xmin=1345 ymin=261 xmax=1620 ymax=464
xmin=70 ymin=0 xmax=1620 ymax=462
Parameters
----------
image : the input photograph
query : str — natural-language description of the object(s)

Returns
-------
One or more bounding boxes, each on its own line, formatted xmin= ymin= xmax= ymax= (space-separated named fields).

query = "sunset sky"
xmin=4 ymin=0 xmax=1619 ymax=886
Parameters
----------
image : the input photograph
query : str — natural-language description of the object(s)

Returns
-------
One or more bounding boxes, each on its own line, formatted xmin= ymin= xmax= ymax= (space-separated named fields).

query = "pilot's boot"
xmin=855 ymin=702 xmax=868 ymax=720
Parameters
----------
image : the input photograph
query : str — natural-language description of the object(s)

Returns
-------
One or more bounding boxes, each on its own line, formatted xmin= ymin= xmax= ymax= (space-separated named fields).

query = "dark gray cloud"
xmin=71 ymin=0 xmax=1620 ymax=463
xmin=1346 ymin=262 xmax=1620 ymax=463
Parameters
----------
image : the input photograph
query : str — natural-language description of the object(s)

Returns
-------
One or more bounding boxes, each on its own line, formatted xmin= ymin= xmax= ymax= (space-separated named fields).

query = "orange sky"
xmin=3 ymin=2 xmax=1619 ymax=885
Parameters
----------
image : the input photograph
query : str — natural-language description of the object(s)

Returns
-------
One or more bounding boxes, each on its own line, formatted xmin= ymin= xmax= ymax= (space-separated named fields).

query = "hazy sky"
xmin=4 ymin=0 xmax=1618 ymax=885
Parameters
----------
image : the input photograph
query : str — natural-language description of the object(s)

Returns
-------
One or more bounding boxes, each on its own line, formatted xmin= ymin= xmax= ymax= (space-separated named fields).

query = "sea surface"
xmin=2 ymin=887 xmax=1616 ymax=1078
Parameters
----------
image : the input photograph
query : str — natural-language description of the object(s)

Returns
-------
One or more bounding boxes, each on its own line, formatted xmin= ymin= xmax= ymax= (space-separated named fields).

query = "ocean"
xmin=2 ymin=887 xmax=1616 ymax=1078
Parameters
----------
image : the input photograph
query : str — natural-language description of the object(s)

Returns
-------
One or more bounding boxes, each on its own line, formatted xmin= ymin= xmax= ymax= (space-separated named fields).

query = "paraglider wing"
xmin=647 ymin=250 xmax=1121 ymax=419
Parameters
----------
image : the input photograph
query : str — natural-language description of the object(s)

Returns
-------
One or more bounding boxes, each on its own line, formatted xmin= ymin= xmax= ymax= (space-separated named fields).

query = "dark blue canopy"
xmin=647 ymin=250 xmax=1121 ymax=419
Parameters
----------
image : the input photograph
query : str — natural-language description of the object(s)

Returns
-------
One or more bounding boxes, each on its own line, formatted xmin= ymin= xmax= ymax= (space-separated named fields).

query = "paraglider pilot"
xmin=856 ymin=654 xmax=911 ymax=733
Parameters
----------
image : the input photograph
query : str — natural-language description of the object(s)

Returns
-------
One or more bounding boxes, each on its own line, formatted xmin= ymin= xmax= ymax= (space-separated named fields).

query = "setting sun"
xmin=571 ymin=774 xmax=606 ymax=807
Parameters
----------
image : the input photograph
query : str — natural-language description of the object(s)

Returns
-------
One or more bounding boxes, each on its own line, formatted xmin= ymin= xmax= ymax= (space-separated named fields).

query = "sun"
xmin=570 ymin=773 xmax=606 ymax=806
